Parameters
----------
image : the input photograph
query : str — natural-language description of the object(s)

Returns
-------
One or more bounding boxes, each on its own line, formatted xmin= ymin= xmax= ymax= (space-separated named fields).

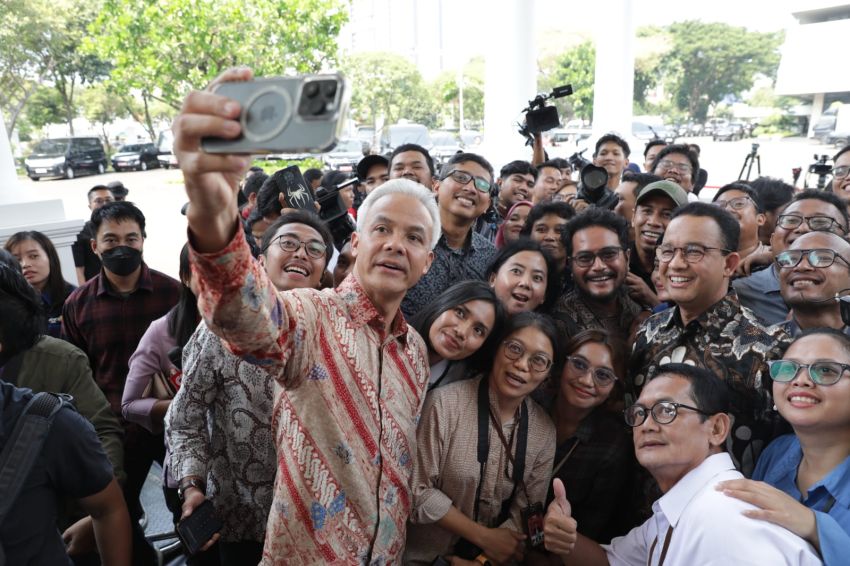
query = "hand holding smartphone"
xmin=202 ymin=74 xmax=349 ymax=155
xmin=176 ymin=499 xmax=223 ymax=556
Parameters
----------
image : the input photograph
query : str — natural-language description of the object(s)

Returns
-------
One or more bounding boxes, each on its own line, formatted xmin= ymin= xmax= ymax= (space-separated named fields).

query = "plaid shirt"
xmin=61 ymin=263 xmax=180 ymax=416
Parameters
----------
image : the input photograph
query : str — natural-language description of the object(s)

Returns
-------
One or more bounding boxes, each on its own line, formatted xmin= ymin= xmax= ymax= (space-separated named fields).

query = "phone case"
xmin=176 ymin=499 xmax=224 ymax=555
xmin=202 ymin=74 xmax=349 ymax=155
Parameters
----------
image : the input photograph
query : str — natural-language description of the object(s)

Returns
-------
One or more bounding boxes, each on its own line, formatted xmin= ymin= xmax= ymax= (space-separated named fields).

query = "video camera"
xmin=805 ymin=154 xmax=833 ymax=190
xmin=315 ymin=177 xmax=357 ymax=249
xmin=517 ymin=85 xmax=573 ymax=144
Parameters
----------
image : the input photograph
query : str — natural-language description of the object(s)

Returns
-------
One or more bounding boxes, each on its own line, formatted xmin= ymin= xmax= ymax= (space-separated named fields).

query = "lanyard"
xmin=647 ymin=525 xmax=673 ymax=566
xmin=473 ymin=377 xmax=529 ymax=523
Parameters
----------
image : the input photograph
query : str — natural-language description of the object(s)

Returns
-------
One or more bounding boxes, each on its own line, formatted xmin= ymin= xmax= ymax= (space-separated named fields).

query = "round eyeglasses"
xmin=713 ymin=196 xmax=753 ymax=212
xmin=655 ymin=244 xmax=730 ymax=264
xmin=566 ymin=356 xmax=617 ymax=386
xmin=767 ymin=359 xmax=850 ymax=386
xmin=267 ymin=236 xmax=327 ymax=259
xmin=502 ymin=340 xmax=553 ymax=373
xmin=624 ymin=401 xmax=710 ymax=427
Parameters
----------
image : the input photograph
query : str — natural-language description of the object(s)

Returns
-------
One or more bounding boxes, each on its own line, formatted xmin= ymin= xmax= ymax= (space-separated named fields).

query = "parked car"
xmin=323 ymin=138 xmax=364 ymax=172
xmin=430 ymin=131 xmax=463 ymax=165
xmin=111 ymin=142 xmax=160 ymax=171
xmin=24 ymin=137 xmax=108 ymax=181
xmin=157 ymin=129 xmax=179 ymax=169
xmin=712 ymin=122 xmax=745 ymax=142
xmin=381 ymin=123 xmax=433 ymax=154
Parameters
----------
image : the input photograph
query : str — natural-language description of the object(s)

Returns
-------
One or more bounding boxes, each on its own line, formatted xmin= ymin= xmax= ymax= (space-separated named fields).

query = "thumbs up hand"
xmin=544 ymin=478 xmax=578 ymax=557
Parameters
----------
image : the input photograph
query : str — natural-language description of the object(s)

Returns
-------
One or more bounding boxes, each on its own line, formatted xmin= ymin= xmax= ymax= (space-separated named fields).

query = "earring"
xmin=772 ymin=404 xmax=778 ymax=411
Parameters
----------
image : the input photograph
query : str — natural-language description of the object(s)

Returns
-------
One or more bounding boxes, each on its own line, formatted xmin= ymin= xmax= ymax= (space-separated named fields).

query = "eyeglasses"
xmin=656 ymin=159 xmax=692 ymax=175
xmin=624 ymin=401 xmax=710 ymax=427
xmin=774 ymin=248 xmax=850 ymax=269
xmin=566 ymin=356 xmax=617 ymax=386
xmin=656 ymin=244 xmax=730 ymax=263
xmin=502 ymin=340 xmax=553 ymax=373
xmin=833 ymin=165 xmax=850 ymax=179
xmin=571 ymin=246 xmax=625 ymax=268
xmin=267 ymin=236 xmax=327 ymax=259
xmin=776 ymin=214 xmax=846 ymax=234
xmin=768 ymin=359 xmax=850 ymax=386
xmin=444 ymin=169 xmax=492 ymax=193
xmin=713 ymin=196 xmax=753 ymax=212
xmin=91 ymin=197 xmax=114 ymax=205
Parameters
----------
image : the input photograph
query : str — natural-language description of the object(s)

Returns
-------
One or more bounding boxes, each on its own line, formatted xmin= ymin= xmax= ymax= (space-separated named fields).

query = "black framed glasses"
xmin=444 ymin=169 xmax=492 ymax=193
xmin=503 ymin=340 xmax=553 ymax=373
xmin=566 ymin=356 xmax=617 ymax=386
xmin=267 ymin=236 xmax=327 ymax=259
xmin=656 ymin=159 xmax=692 ymax=175
xmin=713 ymin=196 xmax=753 ymax=212
xmin=768 ymin=359 xmax=850 ymax=386
xmin=624 ymin=401 xmax=710 ymax=427
xmin=775 ymin=214 xmax=846 ymax=233
xmin=656 ymin=244 xmax=730 ymax=264
xmin=833 ymin=165 xmax=850 ymax=179
xmin=570 ymin=246 xmax=625 ymax=268
xmin=774 ymin=248 xmax=850 ymax=269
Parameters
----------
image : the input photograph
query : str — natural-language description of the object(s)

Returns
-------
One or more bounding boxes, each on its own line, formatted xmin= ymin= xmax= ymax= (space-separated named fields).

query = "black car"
xmin=111 ymin=143 xmax=160 ymax=172
xmin=24 ymin=137 xmax=108 ymax=180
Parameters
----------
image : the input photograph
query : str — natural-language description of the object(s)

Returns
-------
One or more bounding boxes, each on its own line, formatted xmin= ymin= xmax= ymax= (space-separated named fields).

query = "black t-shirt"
xmin=0 ymin=383 xmax=114 ymax=565
xmin=71 ymin=222 xmax=102 ymax=281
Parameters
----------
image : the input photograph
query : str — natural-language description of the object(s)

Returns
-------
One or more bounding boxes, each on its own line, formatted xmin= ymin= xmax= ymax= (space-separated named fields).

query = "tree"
xmin=85 ymin=0 xmax=348 ymax=111
xmin=658 ymin=21 xmax=783 ymax=121
xmin=543 ymin=41 xmax=596 ymax=121
xmin=80 ymin=85 xmax=130 ymax=152
xmin=431 ymin=58 xmax=485 ymax=129
xmin=22 ymin=86 xmax=66 ymax=131
xmin=345 ymin=52 xmax=439 ymax=129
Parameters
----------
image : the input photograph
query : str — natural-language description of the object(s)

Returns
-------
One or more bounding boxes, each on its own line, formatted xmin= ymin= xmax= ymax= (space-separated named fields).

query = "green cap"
xmin=635 ymin=180 xmax=689 ymax=208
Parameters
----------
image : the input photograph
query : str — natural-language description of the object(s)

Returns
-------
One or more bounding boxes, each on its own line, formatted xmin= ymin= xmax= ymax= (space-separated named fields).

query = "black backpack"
xmin=0 ymin=391 xmax=70 ymax=566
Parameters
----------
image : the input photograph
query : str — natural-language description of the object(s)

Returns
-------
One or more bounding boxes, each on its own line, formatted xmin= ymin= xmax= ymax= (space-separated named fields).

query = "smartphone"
xmin=270 ymin=165 xmax=316 ymax=211
xmin=201 ymin=73 xmax=349 ymax=155
xmin=176 ymin=499 xmax=223 ymax=556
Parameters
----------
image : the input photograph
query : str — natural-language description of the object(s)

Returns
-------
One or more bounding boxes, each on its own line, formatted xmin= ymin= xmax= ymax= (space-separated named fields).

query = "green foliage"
xmin=85 ymin=0 xmax=348 ymax=110
xmin=346 ymin=52 xmax=439 ymax=129
xmin=252 ymin=157 xmax=325 ymax=174
xmin=431 ymin=58 xmax=485 ymax=128
xmin=658 ymin=21 xmax=783 ymax=121
xmin=546 ymin=41 xmax=596 ymax=120
xmin=22 ymin=86 xmax=66 ymax=130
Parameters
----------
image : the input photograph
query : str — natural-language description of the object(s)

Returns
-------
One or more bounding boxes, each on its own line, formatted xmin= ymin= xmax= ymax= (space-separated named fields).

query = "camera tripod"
xmin=739 ymin=146 xmax=761 ymax=181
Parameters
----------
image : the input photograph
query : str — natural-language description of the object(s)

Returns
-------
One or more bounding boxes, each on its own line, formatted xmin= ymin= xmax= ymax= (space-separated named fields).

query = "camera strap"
xmin=472 ymin=377 xmax=529 ymax=524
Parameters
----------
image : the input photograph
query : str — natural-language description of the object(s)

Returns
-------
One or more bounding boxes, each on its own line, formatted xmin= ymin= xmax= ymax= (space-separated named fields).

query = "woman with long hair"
xmin=719 ymin=328 xmax=850 ymax=565
xmin=411 ymin=280 xmax=506 ymax=390
xmin=4 ymin=230 xmax=75 ymax=337
xmin=406 ymin=312 xmax=559 ymax=564
xmin=536 ymin=329 xmax=635 ymax=548
xmin=487 ymin=238 xmax=560 ymax=316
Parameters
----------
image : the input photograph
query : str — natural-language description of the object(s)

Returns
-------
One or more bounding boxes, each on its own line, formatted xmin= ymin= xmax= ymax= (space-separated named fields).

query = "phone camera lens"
xmin=321 ymin=81 xmax=337 ymax=98
xmin=304 ymin=82 xmax=320 ymax=98
xmin=306 ymin=98 xmax=326 ymax=116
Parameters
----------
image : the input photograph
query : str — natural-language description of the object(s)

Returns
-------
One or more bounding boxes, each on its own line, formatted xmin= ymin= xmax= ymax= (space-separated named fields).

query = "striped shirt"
xmin=190 ymin=228 xmax=430 ymax=565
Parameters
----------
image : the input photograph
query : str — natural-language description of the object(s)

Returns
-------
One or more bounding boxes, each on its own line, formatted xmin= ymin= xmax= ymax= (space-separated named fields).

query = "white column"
xmin=808 ymin=92 xmax=825 ymax=139
xmin=482 ymin=0 xmax=537 ymax=171
xmin=591 ymin=0 xmax=636 ymax=142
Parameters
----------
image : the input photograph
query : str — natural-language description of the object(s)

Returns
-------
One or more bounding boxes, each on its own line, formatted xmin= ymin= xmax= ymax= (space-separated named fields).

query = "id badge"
xmin=521 ymin=501 xmax=545 ymax=549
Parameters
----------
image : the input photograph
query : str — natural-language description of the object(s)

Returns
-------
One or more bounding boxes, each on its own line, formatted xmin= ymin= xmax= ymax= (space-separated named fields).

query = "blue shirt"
xmin=754 ymin=434 xmax=850 ymax=566
xmin=732 ymin=265 xmax=789 ymax=326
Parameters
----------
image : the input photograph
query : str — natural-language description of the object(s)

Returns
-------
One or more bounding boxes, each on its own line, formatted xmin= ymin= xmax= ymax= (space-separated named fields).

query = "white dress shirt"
xmin=603 ymin=452 xmax=822 ymax=565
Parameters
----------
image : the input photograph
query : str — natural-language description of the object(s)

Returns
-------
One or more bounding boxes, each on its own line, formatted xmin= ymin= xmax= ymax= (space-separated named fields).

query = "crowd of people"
xmin=1 ymin=66 xmax=849 ymax=566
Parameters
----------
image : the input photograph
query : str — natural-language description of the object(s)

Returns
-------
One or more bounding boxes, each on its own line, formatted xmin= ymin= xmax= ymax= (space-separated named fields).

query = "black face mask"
xmin=101 ymin=246 xmax=142 ymax=276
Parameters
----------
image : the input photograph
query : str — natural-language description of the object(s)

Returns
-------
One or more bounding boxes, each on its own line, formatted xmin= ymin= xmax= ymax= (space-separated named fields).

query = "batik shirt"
xmin=401 ymin=231 xmax=497 ymax=318
xmin=551 ymin=288 xmax=645 ymax=345
xmin=190 ymin=228 xmax=430 ymax=565
xmin=628 ymin=291 xmax=790 ymax=477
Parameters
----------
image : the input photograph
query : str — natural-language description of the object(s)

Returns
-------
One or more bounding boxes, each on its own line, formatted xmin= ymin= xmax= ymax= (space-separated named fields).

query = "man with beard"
xmin=771 ymin=230 xmax=850 ymax=336
xmin=649 ymin=144 xmax=700 ymax=201
xmin=552 ymin=208 xmax=646 ymax=345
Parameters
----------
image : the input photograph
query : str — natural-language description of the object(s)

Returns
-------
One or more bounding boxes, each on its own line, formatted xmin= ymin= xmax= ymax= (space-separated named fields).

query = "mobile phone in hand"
xmin=176 ymin=499 xmax=223 ymax=556
xmin=201 ymin=73 xmax=349 ymax=155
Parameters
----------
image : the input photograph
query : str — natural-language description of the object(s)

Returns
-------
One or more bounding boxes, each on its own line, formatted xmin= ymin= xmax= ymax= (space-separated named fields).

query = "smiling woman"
xmin=406 ymin=312 xmax=559 ymax=565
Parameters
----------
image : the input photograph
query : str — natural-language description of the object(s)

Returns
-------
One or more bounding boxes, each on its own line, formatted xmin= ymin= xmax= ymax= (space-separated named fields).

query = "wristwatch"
xmin=177 ymin=477 xmax=205 ymax=501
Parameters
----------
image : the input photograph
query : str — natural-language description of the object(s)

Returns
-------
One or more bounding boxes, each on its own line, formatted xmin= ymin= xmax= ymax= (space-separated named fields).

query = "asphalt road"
xmin=15 ymin=135 xmax=838 ymax=279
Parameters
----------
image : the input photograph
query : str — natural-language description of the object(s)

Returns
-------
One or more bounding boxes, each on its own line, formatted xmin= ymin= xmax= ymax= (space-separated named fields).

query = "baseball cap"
xmin=356 ymin=155 xmax=389 ymax=182
xmin=635 ymin=180 xmax=688 ymax=208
